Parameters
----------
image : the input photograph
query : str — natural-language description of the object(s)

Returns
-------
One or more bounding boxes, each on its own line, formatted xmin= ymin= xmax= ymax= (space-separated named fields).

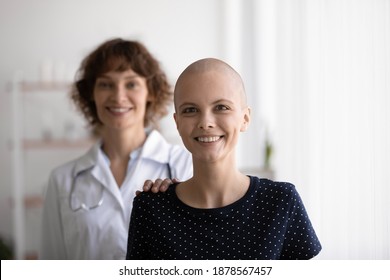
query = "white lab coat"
xmin=40 ymin=130 xmax=192 ymax=259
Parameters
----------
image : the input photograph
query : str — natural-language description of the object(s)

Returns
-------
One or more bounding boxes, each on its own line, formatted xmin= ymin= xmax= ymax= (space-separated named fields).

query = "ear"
xmin=147 ymin=94 xmax=154 ymax=102
xmin=90 ymin=90 xmax=96 ymax=101
xmin=240 ymin=107 xmax=251 ymax=132
xmin=173 ymin=112 xmax=184 ymax=138
xmin=173 ymin=112 xmax=179 ymax=129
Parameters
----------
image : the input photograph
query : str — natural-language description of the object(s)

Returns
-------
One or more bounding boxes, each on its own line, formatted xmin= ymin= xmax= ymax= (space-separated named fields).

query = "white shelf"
xmin=22 ymin=138 xmax=94 ymax=149
xmin=10 ymin=76 xmax=92 ymax=259
xmin=19 ymin=81 xmax=71 ymax=92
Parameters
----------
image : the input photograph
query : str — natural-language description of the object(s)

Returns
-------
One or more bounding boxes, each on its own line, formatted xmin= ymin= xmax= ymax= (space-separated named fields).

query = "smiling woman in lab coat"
xmin=40 ymin=38 xmax=192 ymax=259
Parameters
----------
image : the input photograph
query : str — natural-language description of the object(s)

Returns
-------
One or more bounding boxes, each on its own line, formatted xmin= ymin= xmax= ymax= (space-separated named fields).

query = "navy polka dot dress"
xmin=126 ymin=176 xmax=322 ymax=259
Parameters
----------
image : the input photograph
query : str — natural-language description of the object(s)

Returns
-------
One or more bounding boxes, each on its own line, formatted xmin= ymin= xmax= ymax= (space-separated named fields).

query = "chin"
xmin=194 ymin=154 xmax=221 ymax=163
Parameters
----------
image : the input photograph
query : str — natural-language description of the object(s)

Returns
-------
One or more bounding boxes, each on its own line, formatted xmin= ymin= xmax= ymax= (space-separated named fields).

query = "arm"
xmin=126 ymin=196 xmax=150 ymax=259
xmin=280 ymin=185 xmax=322 ymax=259
xmin=40 ymin=172 xmax=67 ymax=259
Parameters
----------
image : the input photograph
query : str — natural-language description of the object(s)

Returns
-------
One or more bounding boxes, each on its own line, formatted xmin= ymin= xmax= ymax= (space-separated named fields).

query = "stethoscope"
xmin=69 ymin=160 xmax=172 ymax=212
xmin=69 ymin=167 xmax=103 ymax=212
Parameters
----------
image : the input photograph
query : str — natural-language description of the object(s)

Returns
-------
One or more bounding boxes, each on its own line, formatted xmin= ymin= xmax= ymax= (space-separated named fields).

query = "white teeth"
xmin=197 ymin=136 xmax=221 ymax=143
xmin=109 ymin=107 xmax=130 ymax=113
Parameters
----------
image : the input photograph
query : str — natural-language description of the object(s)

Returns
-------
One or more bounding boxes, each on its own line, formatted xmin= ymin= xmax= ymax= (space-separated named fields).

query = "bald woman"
xmin=126 ymin=58 xmax=322 ymax=260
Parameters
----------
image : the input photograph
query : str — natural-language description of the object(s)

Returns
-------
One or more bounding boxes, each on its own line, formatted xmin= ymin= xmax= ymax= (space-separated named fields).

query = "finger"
xmin=160 ymin=178 xmax=173 ymax=192
xmin=151 ymin=179 xmax=163 ymax=193
xmin=172 ymin=178 xmax=181 ymax=184
xmin=135 ymin=190 xmax=141 ymax=196
xmin=143 ymin=180 xmax=153 ymax=192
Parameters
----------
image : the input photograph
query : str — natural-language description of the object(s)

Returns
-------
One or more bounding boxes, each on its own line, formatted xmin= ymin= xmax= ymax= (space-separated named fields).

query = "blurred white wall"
xmin=260 ymin=0 xmax=390 ymax=259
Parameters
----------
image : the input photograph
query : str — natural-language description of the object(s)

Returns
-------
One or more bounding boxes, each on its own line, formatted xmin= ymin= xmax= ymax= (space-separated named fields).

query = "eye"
xmin=126 ymin=81 xmax=138 ymax=89
xmin=215 ymin=104 xmax=229 ymax=111
xmin=96 ymin=80 xmax=113 ymax=89
xmin=182 ymin=107 xmax=198 ymax=114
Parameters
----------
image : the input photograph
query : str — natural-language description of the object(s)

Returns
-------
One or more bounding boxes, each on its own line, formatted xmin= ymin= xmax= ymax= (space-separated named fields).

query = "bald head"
xmin=174 ymin=58 xmax=247 ymax=110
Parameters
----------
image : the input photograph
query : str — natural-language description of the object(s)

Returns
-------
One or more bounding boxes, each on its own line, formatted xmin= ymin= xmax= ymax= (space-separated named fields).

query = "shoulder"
xmin=248 ymin=176 xmax=303 ymax=208
xmin=133 ymin=184 xmax=176 ymax=207
xmin=49 ymin=158 xmax=78 ymax=181
xmin=150 ymin=130 xmax=190 ymax=155
xmin=168 ymin=144 xmax=191 ymax=163
xmin=168 ymin=145 xmax=192 ymax=180
xmin=132 ymin=186 xmax=177 ymax=220
xmin=49 ymin=142 xmax=99 ymax=182
xmin=143 ymin=130 xmax=190 ymax=161
xmin=150 ymin=131 xmax=193 ymax=176
xmin=249 ymin=176 xmax=297 ymax=196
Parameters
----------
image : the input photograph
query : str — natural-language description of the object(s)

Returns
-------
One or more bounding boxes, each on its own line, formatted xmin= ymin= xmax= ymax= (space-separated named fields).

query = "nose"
xmin=198 ymin=111 xmax=215 ymax=129
xmin=112 ymin=84 xmax=127 ymax=101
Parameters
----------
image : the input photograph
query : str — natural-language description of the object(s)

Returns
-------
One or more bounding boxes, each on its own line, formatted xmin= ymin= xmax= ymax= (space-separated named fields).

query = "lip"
xmin=106 ymin=106 xmax=132 ymax=115
xmin=195 ymin=135 xmax=223 ymax=143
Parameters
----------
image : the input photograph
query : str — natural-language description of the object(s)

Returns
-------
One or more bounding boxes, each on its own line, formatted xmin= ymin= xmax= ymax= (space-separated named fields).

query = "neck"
xmin=178 ymin=158 xmax=249 ymax=208
xmin=100 ymin=126 xmax=147 ymax=161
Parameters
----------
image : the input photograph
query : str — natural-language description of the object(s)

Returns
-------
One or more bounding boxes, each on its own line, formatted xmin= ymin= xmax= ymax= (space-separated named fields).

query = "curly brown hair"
xmin=71 ymin=38 xmax=172 ymax=129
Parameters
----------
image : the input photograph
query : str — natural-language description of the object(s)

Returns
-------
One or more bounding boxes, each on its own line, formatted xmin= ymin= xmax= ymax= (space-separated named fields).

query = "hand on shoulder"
xmin=135 ymin=178 xmax=181 ymax=196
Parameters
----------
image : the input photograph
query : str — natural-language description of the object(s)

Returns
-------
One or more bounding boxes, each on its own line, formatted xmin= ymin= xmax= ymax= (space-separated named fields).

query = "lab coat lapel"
xmin=75 ymin=141 xmax=125 ymax=211
xmin=142 ymin=130 xmax=170 ymax=164
xmin=91 ymin=148 xmax=125 ymax=211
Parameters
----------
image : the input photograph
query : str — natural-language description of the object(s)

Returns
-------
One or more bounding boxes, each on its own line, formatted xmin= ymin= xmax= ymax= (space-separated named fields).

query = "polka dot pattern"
xmin=126 ymin=176 xmax=321 ymax=259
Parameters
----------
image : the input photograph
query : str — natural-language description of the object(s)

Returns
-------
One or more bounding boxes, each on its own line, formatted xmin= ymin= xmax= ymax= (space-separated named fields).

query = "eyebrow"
xmin=177 ymin=99 xmax=235 ymax=110
xmin=213 ymin=98 xmax=235 ymax=105
xmin=97 ymin=74 xmax=141 ymax=80
xmin=178 ymin=102 xmax=197 ymax=110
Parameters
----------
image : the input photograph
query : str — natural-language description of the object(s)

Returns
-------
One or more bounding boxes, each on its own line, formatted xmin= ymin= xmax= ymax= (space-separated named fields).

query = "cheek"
xmin=176 ymin=119 xmax=192 ymax=138
xmin=223 ymin=117 xmax=243 ymax=138
xmin=176 ymin=122 xmax=186 ymax=137
xmin=93 ymin=96 xmax=103 ymax=112
xmin=93 ymin=91 xmax=106 ymax=106
xmin=135 ymin=92 xmax=150 ymax=107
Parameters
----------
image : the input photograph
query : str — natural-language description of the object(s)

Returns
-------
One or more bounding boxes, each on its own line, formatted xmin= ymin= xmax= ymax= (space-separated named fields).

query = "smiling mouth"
xmin=195 ymin=136 xmax=222 ymax=143
xmin=107 ymin=107 xmax=132 ymax=113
